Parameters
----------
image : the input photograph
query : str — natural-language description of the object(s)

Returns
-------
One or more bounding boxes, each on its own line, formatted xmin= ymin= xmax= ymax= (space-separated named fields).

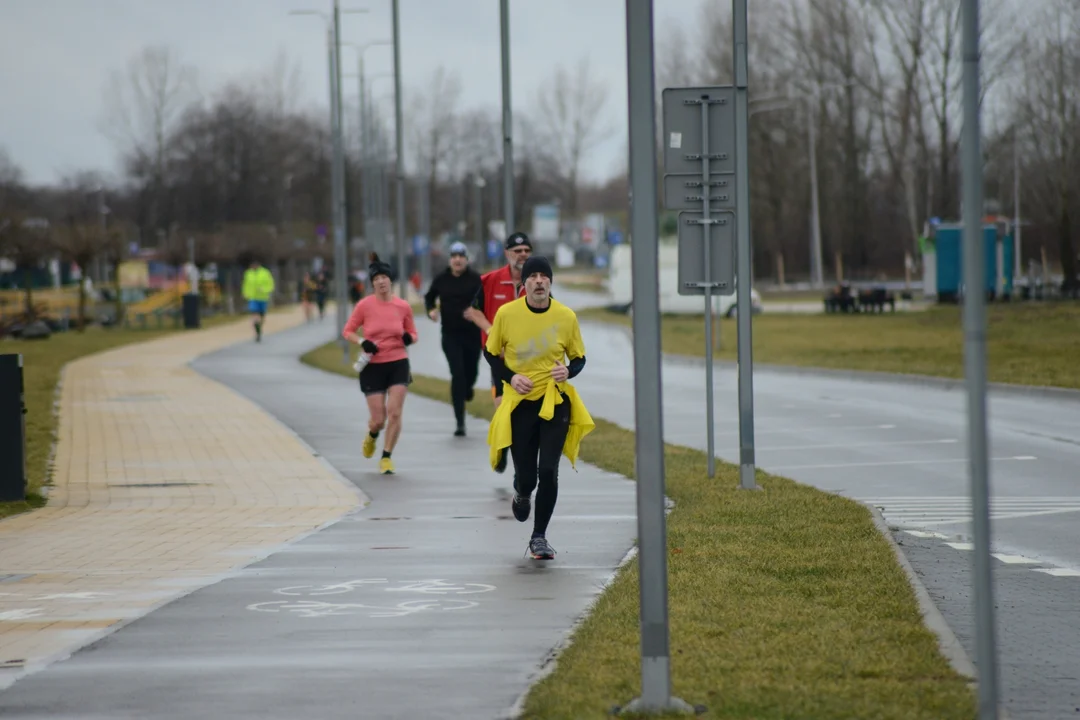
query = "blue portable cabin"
xmin=927 ymin=223 xmax=1012 ymax=302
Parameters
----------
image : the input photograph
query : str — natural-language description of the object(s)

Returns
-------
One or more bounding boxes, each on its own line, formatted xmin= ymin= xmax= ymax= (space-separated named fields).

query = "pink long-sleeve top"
xmin=342 ymin=295 xmax=418 ymax=364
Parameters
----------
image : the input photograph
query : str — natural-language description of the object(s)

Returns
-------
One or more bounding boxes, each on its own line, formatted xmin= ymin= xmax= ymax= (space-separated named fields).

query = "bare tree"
xmin=535 ymin=55 xmax=612 ymax=218
xmin=863 ymin=0 xmax=930 ymax=256
xmin=99 ymin=45 xmax=198 ymax=233
xmin=1013 ymin=0 xmax=1080 ymax=293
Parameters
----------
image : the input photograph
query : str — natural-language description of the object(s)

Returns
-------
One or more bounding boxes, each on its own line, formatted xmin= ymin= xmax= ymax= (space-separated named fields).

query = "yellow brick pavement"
xmin=0 ymin=306 xmax=365 ymax=685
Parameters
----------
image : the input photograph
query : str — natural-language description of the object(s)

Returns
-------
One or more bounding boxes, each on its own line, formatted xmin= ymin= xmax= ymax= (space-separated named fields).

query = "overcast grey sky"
xmin=0 ymin=0 xmax=711 ymax=188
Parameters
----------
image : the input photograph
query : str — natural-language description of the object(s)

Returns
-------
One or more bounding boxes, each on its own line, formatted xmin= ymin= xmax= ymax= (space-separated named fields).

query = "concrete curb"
xmin=866 ymin=505 xmax=977 ymax=681
xmin=867 ymin=506 xmax=1014 ymax=718
xmin=592 ymin=320 xmax=1080 ymax=403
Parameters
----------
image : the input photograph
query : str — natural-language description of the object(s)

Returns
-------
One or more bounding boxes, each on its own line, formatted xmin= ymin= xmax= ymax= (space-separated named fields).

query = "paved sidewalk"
xmin=0 ymin=319 xmax=638 ymax=719
xmin=0 ymin=307 xmax=364 ymax=689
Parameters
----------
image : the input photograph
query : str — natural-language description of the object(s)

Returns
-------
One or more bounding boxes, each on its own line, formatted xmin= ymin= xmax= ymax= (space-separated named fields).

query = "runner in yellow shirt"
xmin=484 ymin=255 xmax=594 ymax=560
xmin=242 ymin=258 xmax=276 ymax=342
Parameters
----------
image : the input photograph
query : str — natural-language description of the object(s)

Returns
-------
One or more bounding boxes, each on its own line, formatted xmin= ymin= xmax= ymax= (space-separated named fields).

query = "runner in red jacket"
xmin=463 ymin=232 xmax=532 ymax=477
xmin=464 ymin=231 xmax=532 ymax=408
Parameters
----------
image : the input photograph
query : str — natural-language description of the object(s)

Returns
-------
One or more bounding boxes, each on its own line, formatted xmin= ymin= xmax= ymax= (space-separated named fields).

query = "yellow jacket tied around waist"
xmin=485 ymin=297 xmax=595 ymax=471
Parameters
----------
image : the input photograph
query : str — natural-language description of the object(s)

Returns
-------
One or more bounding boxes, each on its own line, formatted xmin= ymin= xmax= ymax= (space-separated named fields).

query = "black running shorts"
xmin=359 ymin=358 xmax=412 ymax=395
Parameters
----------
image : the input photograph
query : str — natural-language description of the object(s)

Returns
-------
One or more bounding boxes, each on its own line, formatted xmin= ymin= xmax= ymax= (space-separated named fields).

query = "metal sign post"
xmin=732 ymin=0 xmax=758 ymax=491
xmin=615 ymin=0 xmax=698 ymax=715
xmin=331 ymin=3 xmax=349 ymax=363
xmin=661 ymin=80 xmax=755 ymax=488
xmin=661 ymin=86 xmax=735 ymax=479
xmin=961 ymin=0 xmax=1000 ymax=717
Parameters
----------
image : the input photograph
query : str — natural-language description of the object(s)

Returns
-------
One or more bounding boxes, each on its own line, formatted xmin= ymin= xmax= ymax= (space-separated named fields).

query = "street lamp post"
xmin=473 ymin=175 xmax=486 ymax=258
xmin=499 ymin=0 xmax=515 ymax=236
xmin=288 ymin=2 xmax=368 ymax=361
xmin=391 ymin=0 xmax=407 ymax=298
xmin=343 ymin=40 xmax=391 ymax=264
xmin=748 ymin=80 xmax=853 ymax=288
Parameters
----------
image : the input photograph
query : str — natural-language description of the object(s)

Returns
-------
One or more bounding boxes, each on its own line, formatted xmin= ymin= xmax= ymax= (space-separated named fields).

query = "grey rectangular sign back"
xmin=662 ymin=86 xmax=737 ymax=176
xmin=677 ymin=211 xmax=736 ymax=296
xmin=663 ymin=172 xmax=736 ymax=212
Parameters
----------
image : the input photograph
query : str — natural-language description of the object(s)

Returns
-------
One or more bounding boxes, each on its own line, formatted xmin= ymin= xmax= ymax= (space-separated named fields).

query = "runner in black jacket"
xmin=423 ymin=242 xmax=484 ymax=436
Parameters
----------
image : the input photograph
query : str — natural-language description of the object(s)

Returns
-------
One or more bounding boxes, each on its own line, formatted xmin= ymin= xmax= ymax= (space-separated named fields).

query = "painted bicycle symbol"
xmin=248 ymin=579 xmax=496 ymax=619
xmin=248 ymin=598 xmax=478 ymax=619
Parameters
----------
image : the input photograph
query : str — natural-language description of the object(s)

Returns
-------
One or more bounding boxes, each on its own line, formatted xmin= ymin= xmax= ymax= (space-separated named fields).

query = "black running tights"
xmin=509 ymin=394 xmax=571 ymax=536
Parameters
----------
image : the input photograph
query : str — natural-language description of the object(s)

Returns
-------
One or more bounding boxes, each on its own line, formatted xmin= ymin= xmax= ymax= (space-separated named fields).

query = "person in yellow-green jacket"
xmin=242 ymin=258 xmax=276 ymax=342
xmin=484 ymin=255 xmax=594 ymax=561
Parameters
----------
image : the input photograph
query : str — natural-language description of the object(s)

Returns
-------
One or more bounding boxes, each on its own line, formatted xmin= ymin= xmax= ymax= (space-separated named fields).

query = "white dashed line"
xmin=1033 ymin=568 xmax=1080 ymax=577
xmin=991 ymin=554 xmax=1042 ymax=565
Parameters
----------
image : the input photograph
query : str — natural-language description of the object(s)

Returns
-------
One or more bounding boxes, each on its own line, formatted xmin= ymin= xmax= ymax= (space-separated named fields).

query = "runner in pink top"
xmin=341 ymin=254 xmax=419 ymax=475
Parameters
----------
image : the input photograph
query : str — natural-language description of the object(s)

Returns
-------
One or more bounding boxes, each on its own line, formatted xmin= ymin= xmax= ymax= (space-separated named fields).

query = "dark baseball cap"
xmin=505 ymin=232 xmax=532 ymax=250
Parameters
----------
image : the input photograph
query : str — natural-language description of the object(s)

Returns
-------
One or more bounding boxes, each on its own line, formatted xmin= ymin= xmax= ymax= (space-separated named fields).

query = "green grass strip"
xmin=301 ymin=341 xmax=976 ymax=719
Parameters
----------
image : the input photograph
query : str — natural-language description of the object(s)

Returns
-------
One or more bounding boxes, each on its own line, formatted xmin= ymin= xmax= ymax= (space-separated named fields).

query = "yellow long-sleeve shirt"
xmin=484 ymin=296 xmax=595 ymax=471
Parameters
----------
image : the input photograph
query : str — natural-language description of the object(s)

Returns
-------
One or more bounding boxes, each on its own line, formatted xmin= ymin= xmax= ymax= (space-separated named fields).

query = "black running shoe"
xmin=494 ymin=447 xmax=508 ymax=474
xmin=527 ymin=536 xmax=555 ymax=560
xmin=511 ymin=493 xmax=531 ymax=522
xmin=454 ymin=423 xmax=466 ymax=437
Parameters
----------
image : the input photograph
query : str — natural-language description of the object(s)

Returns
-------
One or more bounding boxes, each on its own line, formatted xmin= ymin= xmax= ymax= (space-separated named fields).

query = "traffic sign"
xmin=676 ymin=211 xmax=735 ymax=296
xmin=661 ymin=86 xmax=737 ymax=176
xmin=663 ymin=173 xmax=736 ymax=212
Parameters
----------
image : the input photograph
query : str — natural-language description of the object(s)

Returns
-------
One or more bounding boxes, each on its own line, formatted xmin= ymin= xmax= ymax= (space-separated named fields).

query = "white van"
xmin=607 ymin=241 xmax=762 ymax=316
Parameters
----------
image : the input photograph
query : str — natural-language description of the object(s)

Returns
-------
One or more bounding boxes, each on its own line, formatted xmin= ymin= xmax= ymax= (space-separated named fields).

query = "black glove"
xmin=401 ymin=332 xmax=414 ymax=347
xmin=361 ymin=339 xmax=378 ymax=354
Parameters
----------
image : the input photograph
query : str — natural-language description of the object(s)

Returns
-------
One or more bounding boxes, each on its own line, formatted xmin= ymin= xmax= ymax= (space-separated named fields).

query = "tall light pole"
xmin=616 ymin=0 xmax=695 ymax=714
xmin=343 ymin=40 xmax=391 ymax=263
xmin=289 ymin=3 xmax=367 ymax=361
xmin=961 ymin=0 xmax=1000 ymax=717
xmin=499 ymin=0 xmax=515 ymax=236
xmin=1013 ymin=127 xmax=1021 ymax=281
xmin=473 ymin=175 xmax=486 ymax=253
xmin=391 ymin=0 xmax=407 ymax=298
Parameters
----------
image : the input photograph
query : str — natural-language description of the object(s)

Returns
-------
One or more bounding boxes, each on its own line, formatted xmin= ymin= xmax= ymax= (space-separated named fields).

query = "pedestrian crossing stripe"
xmin=860 ymin=496 xmax=1080 ymax=527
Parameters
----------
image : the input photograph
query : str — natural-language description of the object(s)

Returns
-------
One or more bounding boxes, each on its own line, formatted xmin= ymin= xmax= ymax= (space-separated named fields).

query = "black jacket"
xmin=424 ymin=267 xmax=483 ymax=334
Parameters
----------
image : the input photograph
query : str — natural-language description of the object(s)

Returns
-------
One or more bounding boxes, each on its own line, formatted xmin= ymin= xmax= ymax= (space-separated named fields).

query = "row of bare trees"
xmin=2 ymin=42 xmax=618 ymax=313
xmin=5 ymin=1 xmax=1077 ymax=296
xmin=657 ymin=0 xmax=1079 ymax=289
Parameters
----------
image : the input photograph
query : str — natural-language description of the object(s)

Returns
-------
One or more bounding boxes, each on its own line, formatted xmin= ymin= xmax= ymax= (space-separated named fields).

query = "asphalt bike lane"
xmin=410 ymin=287 xmax=1080 ymax=720
xmin=0 ymin=319 xmax=637 ymax=720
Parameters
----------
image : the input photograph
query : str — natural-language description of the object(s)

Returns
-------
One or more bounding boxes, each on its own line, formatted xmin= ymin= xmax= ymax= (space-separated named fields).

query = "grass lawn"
xmin=0 ymin=310 xmax=276 ymax=520
xmin=579 ymin=302 xmax=1080 ymax=390
xmin=301 ymin=341 xmax=976 ymax=720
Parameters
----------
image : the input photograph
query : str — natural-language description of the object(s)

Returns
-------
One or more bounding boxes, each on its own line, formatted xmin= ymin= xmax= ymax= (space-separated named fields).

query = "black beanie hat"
xmin=520 ymin=255 xmax=553 ymax=282
xmin=505 ymin=231 xmax=532 ymax=250
xmin=368 ymin=252 xmax=394 ymax=282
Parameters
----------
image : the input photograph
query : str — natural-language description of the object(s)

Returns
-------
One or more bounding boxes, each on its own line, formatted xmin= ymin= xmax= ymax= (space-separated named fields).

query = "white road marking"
xmin=1033 ymin=568 xmax=1080 ymax=577
xmin=715 ymin=423 xmax=896 ymax=437
xmin=991 ymin=554 xmax=1042 ymax=564
xmin=0 ymin=608 xmax=43 ymax=621
xmin=768 ymin=455 xmax=1035 ymax=471
xmin=945 ymin=542 xmax=975 ymax=551
xmin=864 ymin=496 xmax=1080 ymax=526
xmin=902 ymin=530 xmax=952 ymax=539
xmin=753 ymin=438 xmax=957 ymax=452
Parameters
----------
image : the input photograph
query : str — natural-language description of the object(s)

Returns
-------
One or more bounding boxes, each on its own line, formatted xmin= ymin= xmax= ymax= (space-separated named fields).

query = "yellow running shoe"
xmin=379 ymin=457 xmax=395 ymax=475
xmin=362 ymin=434 xmax=376 ymax=459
